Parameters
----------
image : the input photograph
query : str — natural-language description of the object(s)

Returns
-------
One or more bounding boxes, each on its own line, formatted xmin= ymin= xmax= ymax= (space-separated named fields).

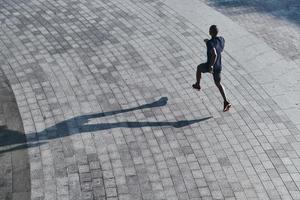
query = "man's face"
xmin=209 ymin=29 xmax=217 ymax=37
xmin=209 ymin=29 xmax=212 ymax=36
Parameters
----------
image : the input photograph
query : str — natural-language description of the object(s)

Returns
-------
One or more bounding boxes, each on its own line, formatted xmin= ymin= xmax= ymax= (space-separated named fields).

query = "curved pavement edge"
xmin=0 ymin=68 xmax=30 ymax=200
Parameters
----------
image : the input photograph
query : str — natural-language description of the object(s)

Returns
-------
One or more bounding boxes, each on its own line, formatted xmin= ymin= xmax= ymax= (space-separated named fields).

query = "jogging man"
xmin=192 ymin=25 xmax=231 ymax=112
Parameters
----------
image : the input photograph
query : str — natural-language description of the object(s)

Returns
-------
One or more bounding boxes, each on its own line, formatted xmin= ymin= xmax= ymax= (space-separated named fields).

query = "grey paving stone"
xmin=0 ymin=69 xmax=30 ymax=199
xmin=2 ymin=0 xmax=300 ymax=199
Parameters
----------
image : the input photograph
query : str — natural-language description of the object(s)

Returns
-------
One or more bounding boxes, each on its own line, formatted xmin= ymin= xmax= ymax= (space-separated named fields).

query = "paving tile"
xmin=1 ymin=0 xmax=300 ymax=199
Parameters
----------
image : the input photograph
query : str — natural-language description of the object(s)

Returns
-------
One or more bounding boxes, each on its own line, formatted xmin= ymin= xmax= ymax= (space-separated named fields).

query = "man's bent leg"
xmin=213 ymin=71 xmax=226 ymax=101
xmin=193 ymin=63 xmax=208 ymax=90
xmin=214 ymin=72 xmax=231 ymax=111
xmin=215 ymin=82 xmax=227 ymax=102
xmin=196 ymin=64 xmax=203 ymax=84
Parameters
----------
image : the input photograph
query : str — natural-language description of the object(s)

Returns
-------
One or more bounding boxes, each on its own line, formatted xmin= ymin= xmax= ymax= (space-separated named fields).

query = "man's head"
xmin=209 ymin=25 xmax=218 ymax=37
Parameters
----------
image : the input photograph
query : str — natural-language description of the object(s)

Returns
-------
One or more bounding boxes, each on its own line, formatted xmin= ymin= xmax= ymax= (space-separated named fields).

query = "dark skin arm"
xmin=208 ymin=48 xmax=217 ymax=73
xmin=204 ymin=39 xmax=217 ymax=73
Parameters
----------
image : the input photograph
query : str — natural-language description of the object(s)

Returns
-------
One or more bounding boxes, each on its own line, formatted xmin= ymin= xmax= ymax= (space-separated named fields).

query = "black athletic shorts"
xmin=197 ymin=63 xmax=221 ymax=83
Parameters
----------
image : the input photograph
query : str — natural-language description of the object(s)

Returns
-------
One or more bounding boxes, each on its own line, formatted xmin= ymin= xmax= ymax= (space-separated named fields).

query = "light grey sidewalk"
xmin=1 ymin=0 xmax=300 ymax=199
xmin=166 ymin=0 xmax=300 ymax=130
xmin=197 ymin=0 xmax=300 ymax=131
xmin=200 ymin=0 xmax=300 ymax=62
xmin=0 ymin=69 xmax=30 ymax=200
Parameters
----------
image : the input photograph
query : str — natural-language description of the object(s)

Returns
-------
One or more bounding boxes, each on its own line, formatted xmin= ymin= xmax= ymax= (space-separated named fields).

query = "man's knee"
xmin=197 ymin=64 xmax=202 ymax=71
xmin=213 ymin=72 xmax=221 ymax=85
xmin=214 ymin=77 xmax=222 ymax=87
xmin=197 ymin=63 xmax=206 ymax=72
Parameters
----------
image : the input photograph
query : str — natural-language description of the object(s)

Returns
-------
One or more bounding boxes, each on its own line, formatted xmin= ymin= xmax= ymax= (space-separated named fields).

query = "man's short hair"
xmin=209 ymin=25 xmax=218 ymax=36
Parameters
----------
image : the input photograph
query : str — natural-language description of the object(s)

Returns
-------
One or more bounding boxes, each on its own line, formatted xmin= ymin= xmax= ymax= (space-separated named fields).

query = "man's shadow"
xmin=0 ymin=97 xmax=212 ymax=153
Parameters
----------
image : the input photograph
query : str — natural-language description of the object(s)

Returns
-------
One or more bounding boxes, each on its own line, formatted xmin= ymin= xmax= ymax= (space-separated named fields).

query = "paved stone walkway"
xmin=201 ymin=0 xmax=300 ymax=61
xmin=0 ymin=69 xmax=30 ymax=200
xmin=1 ymin=0 xmax=300 ymax=199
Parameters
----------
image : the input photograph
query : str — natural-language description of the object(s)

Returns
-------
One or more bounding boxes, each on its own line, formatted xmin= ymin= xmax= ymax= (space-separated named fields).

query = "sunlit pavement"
xmin=1 ymin=0 xmax=300 ymax=199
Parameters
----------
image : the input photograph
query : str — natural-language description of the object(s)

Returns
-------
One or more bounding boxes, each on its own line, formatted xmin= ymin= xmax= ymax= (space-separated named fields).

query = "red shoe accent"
xmin=223 ymin=102 xmax=231 ymax=112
